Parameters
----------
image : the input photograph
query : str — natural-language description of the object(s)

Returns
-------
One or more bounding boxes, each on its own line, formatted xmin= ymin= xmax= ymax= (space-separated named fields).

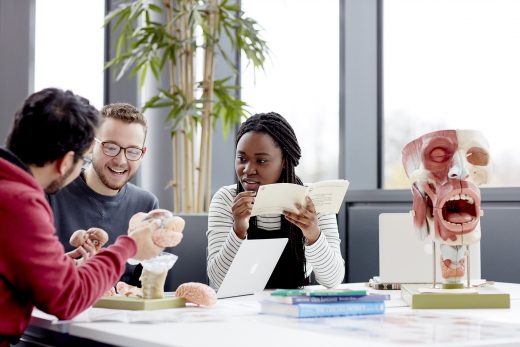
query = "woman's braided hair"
xmin=235 ymin=112 xmax=307 ymax=287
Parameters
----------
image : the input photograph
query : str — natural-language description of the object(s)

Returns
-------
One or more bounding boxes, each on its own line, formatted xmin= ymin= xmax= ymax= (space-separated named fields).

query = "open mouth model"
xmin=442 ymin=194 xmax=476 ymax=224
xmin=437 ymin=190 xmax=479 ymax=233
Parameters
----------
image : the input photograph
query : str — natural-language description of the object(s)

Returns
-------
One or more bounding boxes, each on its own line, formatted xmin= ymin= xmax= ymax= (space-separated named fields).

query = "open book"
xmin=250 ymin=179 xmax=349 ymax=217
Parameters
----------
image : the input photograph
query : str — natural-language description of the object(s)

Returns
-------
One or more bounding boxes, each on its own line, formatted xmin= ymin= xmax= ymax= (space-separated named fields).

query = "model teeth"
xmin=443 ymin=193 xmax=477 ymax=225
xmin=448 ymin=194 xmax=474 ymax=204
xmin=445 ymin=220 xmax=474 ymax=225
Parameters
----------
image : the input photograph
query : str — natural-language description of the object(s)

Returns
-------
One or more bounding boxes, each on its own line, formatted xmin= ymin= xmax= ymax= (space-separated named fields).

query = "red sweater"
xmin=0 ymin=154 xmax=137 ymax=341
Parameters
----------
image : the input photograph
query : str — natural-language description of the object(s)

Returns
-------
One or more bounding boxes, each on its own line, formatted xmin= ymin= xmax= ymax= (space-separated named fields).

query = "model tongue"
xmin=446 ymin=212 xmax=472 ymax=223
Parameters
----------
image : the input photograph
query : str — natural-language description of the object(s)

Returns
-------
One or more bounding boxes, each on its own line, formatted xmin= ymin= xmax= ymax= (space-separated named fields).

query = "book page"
xmin=251 ymin=183 xmax=307 ymax=216
xmin=307 ymin=179 xmax=349 ymax=215
xmin=250 ymin=180 xmax=349 ymax=217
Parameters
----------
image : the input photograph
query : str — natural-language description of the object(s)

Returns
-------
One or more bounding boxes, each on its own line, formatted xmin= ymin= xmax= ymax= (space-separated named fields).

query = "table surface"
xmin=29 ymin=282 xmax=520 ymax=347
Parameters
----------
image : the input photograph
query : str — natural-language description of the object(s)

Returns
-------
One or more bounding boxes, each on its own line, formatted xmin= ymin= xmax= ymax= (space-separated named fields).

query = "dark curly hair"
xmin=6 ymin=88 xmax=100 ymax=167
xmin=235 ymin=112 xmax=307 ymax=287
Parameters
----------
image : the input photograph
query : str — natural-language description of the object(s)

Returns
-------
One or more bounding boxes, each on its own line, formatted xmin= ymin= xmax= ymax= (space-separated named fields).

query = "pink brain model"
xmin=110 ymin=281 xmax=217 ymax=306
xmin=116 ymin=281 xmax=143 ymax=297
xmin=129 ymin=209 xmax=185 ymax=248
xmin=176 ymin=282 xmax=217 ymax=306
xmin=69 ymin=227 xmax=109 ymax=251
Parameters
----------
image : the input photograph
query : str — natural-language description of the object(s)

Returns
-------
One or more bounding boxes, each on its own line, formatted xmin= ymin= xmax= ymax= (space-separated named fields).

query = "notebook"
xmin=216 ymin=238 xmax=288 ymax=299
xmin=378 ymin=213 xmax=480 ymax=284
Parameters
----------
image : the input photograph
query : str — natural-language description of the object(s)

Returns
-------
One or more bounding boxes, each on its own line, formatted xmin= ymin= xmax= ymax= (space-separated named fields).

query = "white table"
xmin=27 ymin=282 xmax=520 ymax=347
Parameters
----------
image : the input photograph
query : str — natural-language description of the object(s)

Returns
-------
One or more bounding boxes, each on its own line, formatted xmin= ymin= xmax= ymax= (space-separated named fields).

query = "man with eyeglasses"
xmin=48 ymin=103 xmax=159 ymax=286
xmin=0 ymin=89 xmax=164 ymax=345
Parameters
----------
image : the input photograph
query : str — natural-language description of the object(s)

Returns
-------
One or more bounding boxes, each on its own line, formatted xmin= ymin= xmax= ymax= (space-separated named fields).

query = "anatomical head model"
xmin=402 ymin=130 xmax=490 ymax=286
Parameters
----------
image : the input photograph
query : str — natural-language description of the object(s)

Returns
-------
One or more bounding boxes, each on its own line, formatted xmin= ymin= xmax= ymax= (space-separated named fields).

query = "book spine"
xmin=272 ymin=294 xmax=389 ymax=304
xmin=369 ymin=282 xmax=401 ymax=290
xmin=271 ymin=289 xmax=367 ymax=297
xmin=297 ymin=301 xmax=385 ymax=318
xmin=309 ymin=290 xmax=367 ymax=297
xmin=271 ymin=289 xmax=367 ymax=296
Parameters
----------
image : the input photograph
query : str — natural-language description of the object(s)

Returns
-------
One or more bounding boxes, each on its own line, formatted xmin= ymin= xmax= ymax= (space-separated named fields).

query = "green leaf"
xmin=142 ymin=94 xmax=159 ymax=105
xmin=138 ymin=64 xmax=148 ymax=89
xmin=145 ymin=9 xmax=151 ymax=25
xmin=149 ymin=60 xmax=160 ymax=80
xmin=148 ymin=4 xmax=163 ymax=13
xmin=116 ymin=56 xmax=135 ymax=81
xmin=104 ymin=4 xmax=130 ymax=27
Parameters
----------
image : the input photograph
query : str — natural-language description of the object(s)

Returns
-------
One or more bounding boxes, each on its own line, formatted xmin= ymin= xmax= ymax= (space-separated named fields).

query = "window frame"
xmin=341 ymin=0 xmax=520 ymax=199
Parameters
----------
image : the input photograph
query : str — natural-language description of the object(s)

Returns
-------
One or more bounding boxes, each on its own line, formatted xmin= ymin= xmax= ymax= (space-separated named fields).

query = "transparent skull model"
xmin=402 ymin=130 xmax=490 ymax=286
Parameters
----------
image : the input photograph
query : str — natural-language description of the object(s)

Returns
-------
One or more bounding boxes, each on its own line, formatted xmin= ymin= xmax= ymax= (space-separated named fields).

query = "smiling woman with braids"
xmin=206 ymin=112 xmax=345 ymax=290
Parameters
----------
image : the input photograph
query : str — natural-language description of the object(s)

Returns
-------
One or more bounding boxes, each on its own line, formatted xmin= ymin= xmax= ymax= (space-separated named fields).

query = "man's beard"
xmin=93 ymin=160 xmax=133 ymax=191
xmin=45 ymin=165 xmax=75 ymax=194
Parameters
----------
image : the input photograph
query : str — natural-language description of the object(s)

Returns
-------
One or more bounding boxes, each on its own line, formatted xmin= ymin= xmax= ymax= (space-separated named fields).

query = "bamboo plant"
xmin=105 ymin=0 xmax=268 ymax=212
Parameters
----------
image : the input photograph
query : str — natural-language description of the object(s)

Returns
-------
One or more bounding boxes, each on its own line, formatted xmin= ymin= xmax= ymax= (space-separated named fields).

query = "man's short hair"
xmin=100 ymin=103 xmax=147 ymax=140
xmin=6 ymin=88 xmax=100 ymax=167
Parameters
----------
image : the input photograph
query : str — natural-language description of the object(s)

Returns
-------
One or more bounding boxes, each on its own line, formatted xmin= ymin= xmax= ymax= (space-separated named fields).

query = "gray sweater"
xmin=48 ymin=174 xmax=159 ymax=285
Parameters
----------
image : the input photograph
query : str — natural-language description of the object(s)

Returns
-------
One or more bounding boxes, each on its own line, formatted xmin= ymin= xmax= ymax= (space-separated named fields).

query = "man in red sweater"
xmin=0 ymin=88 xmax=163 ymax=346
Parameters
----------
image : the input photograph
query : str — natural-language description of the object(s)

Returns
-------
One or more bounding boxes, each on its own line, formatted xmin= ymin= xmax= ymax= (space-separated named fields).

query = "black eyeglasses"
xmin=95 ymin=138 xmax=144 ymax=161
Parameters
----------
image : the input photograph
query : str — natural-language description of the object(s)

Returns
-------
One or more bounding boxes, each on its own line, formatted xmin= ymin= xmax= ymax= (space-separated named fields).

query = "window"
xmin=34 ymin=0 xmax=105 ymax=108
xmin=384 ymin=0 xmax=520 ymax=188
xmin=241 ymin=0 xmax=339 ymax=183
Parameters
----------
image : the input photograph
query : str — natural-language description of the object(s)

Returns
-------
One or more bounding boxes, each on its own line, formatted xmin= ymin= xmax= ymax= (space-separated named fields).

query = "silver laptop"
xmin=378 ymin=213 xmax=480 ymax=284
xmin=216 ymin=238 xmax=288 ymax=299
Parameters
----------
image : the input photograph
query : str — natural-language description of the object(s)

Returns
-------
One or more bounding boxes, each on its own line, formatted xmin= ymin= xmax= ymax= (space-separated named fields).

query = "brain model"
xmin=176 ymin=282 xmax=217 ymax=306
xmin=69 ymin=227 xmax=109 ymax=250
xmin=103 ymin=286 xmax=117 ymax=296
xmin=109 ymin=281 xmax=217 ymax=306
xmin=129 ymin=209 xmax=185 ymax=248
xmin=116 ymin=281 xmax=143 ymax=297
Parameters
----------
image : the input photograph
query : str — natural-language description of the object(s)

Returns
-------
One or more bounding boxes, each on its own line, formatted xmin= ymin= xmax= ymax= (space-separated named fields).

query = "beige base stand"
xmin=401 ymin=284 xmax=510 ymax=309
xmin=94 ymin=295 xmax=186 ymax=310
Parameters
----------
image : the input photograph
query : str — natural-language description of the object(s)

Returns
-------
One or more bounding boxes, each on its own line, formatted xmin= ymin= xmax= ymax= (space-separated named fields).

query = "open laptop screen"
xmin=217 ymin=238 xmax=288 ymax=299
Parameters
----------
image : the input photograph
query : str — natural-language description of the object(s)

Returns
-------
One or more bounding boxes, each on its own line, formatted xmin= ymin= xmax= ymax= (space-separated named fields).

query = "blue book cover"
xmin=265 ymin=293 xmax=390 ymax=304
xmin=260 ymin=300 xmax=385 ymax=318
xmin=271 ymin=288 xmax=367 ymax=297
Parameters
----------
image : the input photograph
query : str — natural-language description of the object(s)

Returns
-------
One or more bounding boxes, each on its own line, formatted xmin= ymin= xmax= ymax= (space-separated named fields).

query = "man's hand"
xmin=127 ymin=219 xmax=163 ymax=260
xmin=128 ymin=209 xmax=186 ymax=259
xmin=66 ymin=239 xmax=97 ymax=266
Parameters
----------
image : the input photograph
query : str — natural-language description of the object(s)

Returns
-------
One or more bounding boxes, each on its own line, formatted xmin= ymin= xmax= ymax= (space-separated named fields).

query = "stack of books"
xmin=260 ymin=288 xmax=387 ymax=318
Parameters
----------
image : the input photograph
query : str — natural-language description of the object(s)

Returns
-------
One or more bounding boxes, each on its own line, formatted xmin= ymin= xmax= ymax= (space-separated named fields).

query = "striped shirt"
xmin=207 ymin=184 xmax=345 ymax=290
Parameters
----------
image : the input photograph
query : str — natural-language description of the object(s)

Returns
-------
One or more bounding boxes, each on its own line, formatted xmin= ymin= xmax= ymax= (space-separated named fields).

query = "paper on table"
xmin=52 ymin=301 xmax=258 ymax=324
xmin=250 ymin=179 xmax=349 ymax=217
